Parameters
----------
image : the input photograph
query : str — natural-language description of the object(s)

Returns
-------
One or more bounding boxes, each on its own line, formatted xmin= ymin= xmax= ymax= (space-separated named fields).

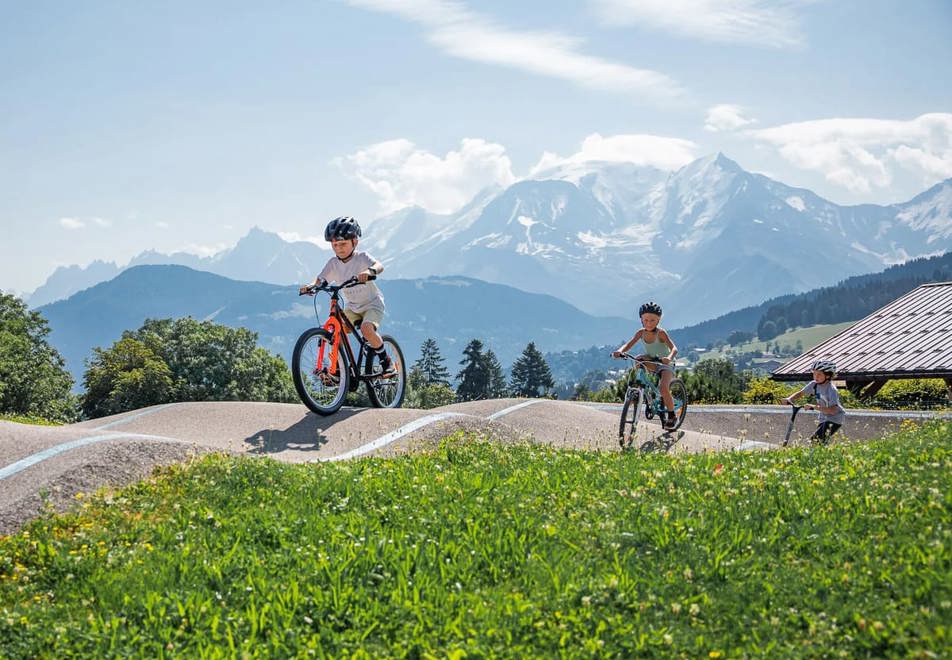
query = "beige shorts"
xmin=344 ymin=306 xmax=384 ymax=329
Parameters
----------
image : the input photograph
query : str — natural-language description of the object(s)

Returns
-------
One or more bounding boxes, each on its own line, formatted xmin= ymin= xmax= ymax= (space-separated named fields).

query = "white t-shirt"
xmin=318 ymin=251 xmax=385 ymax=313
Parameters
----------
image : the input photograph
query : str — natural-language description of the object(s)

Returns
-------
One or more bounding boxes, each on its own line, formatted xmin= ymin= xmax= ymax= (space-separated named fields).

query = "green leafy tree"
xmin=406 ymin=366 xmax=456 ymax=409
xmin=727 ymin=330 xmax=754 ymax=346
xmin=510 ymin=342 xmax=555 ymax=398
xmin=872 ymin=379 xmax=950 ymax=409
xmin=758 ymin=319 xmax=778 ymax=341
xmin=456 ymin=339 xmax=491 ymax=401
xmin=485 ymin=349 xmax=509 ymax=398
xmin=132 ymin=318 xmax=295 ymax=402
xmin=0 ymin=293 xmax=78 ymax=421
xmin=82 ymin=338 xmax=174 ymax=418
xmin=681 ymin=358 xmax=747 ymax=404
xmin=412 ymin=338 xmax=451 ymax=386
xmin=82 ymin=317 xmax=296 ymax=417
xmin=742 ymin=376 xmax=796 ymax=405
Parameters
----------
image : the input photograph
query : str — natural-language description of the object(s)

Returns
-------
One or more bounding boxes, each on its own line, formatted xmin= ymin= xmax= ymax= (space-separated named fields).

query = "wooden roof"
xmin=772 ymin=281 xmax=952 ymax=381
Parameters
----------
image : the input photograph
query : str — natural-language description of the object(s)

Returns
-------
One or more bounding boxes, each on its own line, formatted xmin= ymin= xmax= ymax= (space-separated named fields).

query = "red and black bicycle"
xmin=293 ymin=276 xmax=406 ymax=415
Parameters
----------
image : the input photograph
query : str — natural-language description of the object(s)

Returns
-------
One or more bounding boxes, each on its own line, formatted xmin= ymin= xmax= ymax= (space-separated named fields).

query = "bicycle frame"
xmin=625 ymin=360 xmax=666 ymax=412
xmin=315 ymin=287 xmax=374 ymax=384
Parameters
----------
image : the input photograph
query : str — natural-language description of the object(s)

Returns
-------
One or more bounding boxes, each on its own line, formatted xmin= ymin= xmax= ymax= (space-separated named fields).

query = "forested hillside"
xmin=674 ymin=252 xmax=952 ymax=348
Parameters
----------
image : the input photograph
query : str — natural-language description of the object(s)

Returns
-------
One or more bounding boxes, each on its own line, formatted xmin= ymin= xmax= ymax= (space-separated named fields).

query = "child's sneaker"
xmin=379 ymin=354 xmax=395 ymax=376
xmin=663 ymin=411 xmax=677 ymax=430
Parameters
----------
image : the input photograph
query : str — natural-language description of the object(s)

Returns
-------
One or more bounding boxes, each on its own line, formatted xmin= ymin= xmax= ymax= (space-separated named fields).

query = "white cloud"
xmin=749 ymin=113 xmax=952 ymax=194
xmin=336 ymin=137 xmax=517 ymax=214
xmin=591 ymin=0 xmax=807 ymax=47
xmin=705 ymin=104 xmax=756 ymax=132
xmin=59 ymin=217 xmax=86 ymax=230
xmin=530 ymin=133 xmax=698 ymax=175
xmin=155 ymin=221 xmax=170 ymax=229
xmin=91 ymin=217 xmax=112 ymax=228
xmin=347 ymin=0 xmax=683 ymax=100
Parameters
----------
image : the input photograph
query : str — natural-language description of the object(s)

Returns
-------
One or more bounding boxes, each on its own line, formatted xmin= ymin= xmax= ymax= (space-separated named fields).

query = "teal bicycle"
xmin=617 ymin=353 xmax=689 ymax=448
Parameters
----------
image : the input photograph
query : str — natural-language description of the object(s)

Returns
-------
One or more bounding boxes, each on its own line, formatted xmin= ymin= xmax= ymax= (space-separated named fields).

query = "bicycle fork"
xmin=316 ymin=317 xmax=342 ymax=378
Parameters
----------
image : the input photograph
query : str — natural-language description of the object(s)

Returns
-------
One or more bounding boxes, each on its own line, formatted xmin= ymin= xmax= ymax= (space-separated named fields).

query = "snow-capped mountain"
xmin=29 ymin=154 xmax=952 ymax=327
xmin=364 ymin=154 xmax=952 ymax=326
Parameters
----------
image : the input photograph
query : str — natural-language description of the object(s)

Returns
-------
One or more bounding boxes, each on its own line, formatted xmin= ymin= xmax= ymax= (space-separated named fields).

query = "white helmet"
xmin=811 ymin=359 xmax=836 ymax=375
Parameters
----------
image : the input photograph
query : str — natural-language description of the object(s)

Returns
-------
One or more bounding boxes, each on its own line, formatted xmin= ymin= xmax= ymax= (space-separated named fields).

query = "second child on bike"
xmin=783 ymin=359 xmax=846 ymax=444
xmin=299 ymin=216 xmax=394 ymax=374
xmin=612 ymin=301 xmax=680 ymax=430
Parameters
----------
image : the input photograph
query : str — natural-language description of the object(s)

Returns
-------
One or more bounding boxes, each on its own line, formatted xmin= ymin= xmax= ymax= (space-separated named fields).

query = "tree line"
xmin=407 ymin=338 xmax=556 ymax=408
xmin=757 ymin=275 xmax=946 ymax=340
xmin=0 ymin=293 xmax=559 ymax=421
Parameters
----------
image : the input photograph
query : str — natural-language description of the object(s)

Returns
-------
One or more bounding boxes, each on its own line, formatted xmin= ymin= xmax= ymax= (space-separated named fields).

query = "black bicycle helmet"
xmin=324 ymin=216 xmax=362 ymax=241
xmin=638 ymin=301 xmax=663 ymax=317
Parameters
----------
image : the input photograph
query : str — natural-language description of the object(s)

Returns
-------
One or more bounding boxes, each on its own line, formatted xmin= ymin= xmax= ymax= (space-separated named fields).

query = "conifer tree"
xmin=485 ymin=349 xmax=508 ymax=398
xmin=456 ymin=339 xmax=490 ymax=401
xmin=509 ymin=341 xmax=555 ymax=398
xmin=412 ymin=338 xmax=451 ymax=386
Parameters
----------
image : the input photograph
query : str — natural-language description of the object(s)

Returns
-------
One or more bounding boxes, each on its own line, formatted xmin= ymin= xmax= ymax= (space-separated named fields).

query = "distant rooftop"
xmin=772 ymin=282 xmax=952 ymax=381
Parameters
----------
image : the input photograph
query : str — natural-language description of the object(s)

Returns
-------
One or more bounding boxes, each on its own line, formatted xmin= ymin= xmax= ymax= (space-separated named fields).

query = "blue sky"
xmin=2 ymin=0 xmax=951 ymax=293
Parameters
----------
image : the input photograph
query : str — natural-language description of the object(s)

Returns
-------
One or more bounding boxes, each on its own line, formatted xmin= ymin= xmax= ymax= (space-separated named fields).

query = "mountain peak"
xmin=684 ymin=152 xmax=743 ymax=175
xmin=234 ymin=226 xmax=284 ymax=250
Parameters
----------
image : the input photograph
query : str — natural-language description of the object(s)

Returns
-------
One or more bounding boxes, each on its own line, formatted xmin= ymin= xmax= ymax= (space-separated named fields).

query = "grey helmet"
xmin=639 ymin=301 xmax=663 ymax=317
xmin=811 ymin=359 xmax=837 ymax=375
xmin=324 ymin=216 xmax=362 ymax=241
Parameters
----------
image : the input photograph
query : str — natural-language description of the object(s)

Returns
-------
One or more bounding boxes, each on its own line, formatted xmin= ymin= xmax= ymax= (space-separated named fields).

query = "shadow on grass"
xmin=244 ymin=407 xmax=363 ymax=455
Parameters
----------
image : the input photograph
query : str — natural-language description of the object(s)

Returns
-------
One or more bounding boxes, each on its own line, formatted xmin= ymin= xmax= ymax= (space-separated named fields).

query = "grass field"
xmin=1 ymin=423 xmax=949 ymax=657
xmin=708 ymin=322 xmax=854 ymax=358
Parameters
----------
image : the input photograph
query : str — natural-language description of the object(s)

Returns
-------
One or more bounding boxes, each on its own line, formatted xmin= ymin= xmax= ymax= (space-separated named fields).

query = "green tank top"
xmin=642 ymin=332 xmax=668 ymax=359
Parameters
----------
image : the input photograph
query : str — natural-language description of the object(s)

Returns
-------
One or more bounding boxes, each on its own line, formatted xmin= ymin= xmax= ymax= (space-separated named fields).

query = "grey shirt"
xmin=797 ymin=380 xmax=846 ymax=425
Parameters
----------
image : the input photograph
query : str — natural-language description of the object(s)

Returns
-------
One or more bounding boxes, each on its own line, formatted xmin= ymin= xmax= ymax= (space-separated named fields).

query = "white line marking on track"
xmin=334 ymin=399 xmax=548 ymax=460
xmin=0 ymin=432 xmax=185 ymax=481
xmin=93 ymin=404 xmax=177 ymax=430
xmin=487 ymin=399 xmax=545 ymax=420
xmin=326 ymin=413 xmax=468 ymax=462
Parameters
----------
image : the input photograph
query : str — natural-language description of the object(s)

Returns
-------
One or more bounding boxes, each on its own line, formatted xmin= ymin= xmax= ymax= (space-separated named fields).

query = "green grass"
xmin=1 ymin=424 xmax=950 ymax=657
xmin=709 ymin=322 xmax=854 ymax=358
xmin=0 ymin=413 xmax=62 ymax=426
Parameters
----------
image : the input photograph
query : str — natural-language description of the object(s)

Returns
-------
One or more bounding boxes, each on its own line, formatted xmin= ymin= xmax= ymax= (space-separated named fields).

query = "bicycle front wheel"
xmin=618 ymin=388 xmax=642 ymax=448
xmin=292 ymin=328 xmax=350 ymax=416
xmin=668 ymin=379 xmax=689 ymax=431
xmin=365 ymin=335 xmax=406 ymax=409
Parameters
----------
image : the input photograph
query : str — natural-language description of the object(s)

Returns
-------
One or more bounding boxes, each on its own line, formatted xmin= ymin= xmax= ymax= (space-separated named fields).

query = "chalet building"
xmin=771 ymin=282 xmax=952 ymax=400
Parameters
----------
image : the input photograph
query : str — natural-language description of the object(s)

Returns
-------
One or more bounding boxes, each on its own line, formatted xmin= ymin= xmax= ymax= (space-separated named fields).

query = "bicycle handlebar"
xmin=299 ymin=274 xmax=376 ymax=296
xmin=617 ymin=352 xmax=666 ymax=365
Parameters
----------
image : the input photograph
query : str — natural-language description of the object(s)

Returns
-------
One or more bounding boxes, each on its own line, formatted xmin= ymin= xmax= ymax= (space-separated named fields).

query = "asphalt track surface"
xmin=0 ymin=399 xmax=939 ymax=535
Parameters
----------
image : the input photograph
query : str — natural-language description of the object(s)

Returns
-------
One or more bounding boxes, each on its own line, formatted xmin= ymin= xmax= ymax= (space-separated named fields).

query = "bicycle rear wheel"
xmin=618 ymin=388 xmax=642 ymax=448
xmin=668 ymin=379 xmax=689 ymax=431
xmin=365 ymin=335 xmax=406 ymax=409
xmin=292 ymin=328 xmax=350 ymax=415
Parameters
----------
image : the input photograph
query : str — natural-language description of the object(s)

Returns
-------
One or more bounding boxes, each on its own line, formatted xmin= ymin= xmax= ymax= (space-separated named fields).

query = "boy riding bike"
xmin=299 ymin=216 xmax=394 ymax=374
xmin=612 ymin=301 xmax=680 ymax=430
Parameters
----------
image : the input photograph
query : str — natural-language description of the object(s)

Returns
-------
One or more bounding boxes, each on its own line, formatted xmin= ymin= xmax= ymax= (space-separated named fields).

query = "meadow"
xmin=1 ymin=422 xmax=949 ymax=657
